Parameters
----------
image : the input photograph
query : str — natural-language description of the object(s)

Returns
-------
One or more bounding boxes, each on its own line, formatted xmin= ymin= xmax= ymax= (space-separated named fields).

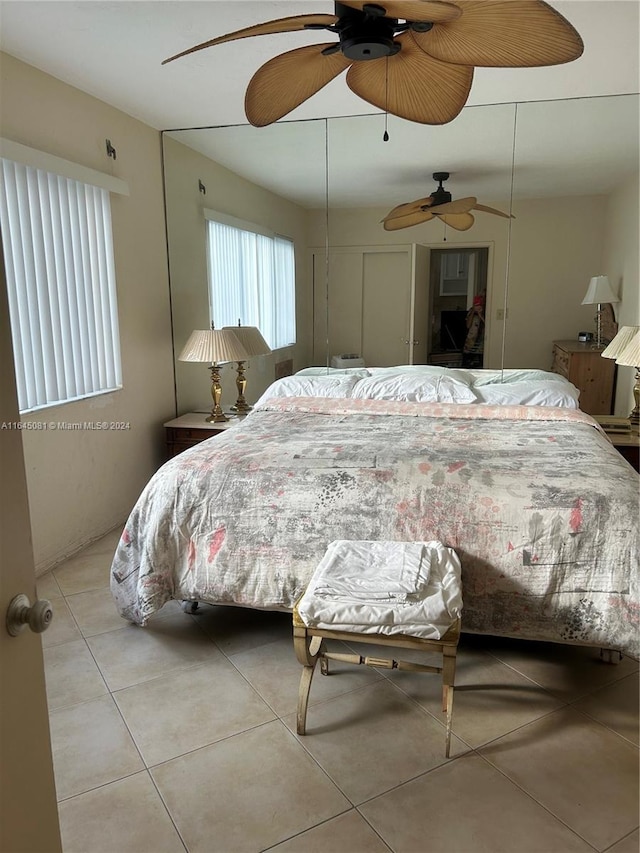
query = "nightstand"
xmin=593 ymin=417 xmax=640 ymax=472
xmin=551 ymin=340 xmax=616 ymax=415
xmin=604 ymin=431 xmax=640 ymax=473
xmin=164 ymin=412 xmax=240 ymax=458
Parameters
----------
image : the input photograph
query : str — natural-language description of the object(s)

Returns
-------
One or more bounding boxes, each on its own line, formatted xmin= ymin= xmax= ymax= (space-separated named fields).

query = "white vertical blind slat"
xmin=0 ymin=157 xmax=122 ymax=412
xmin=206 ymin=218 xmax=295 ymax=350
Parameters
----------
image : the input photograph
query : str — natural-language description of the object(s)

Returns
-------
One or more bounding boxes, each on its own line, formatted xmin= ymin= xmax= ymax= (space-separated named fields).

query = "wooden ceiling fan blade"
xmin=245 ymin=44 xmax=352 ymax=127
xmin=412 ymin=1 xmax=584 ymax=68
xmin=162 ymin=14 xmax=338 ymax=64
xmin=437 ymin=212 xmax=475 ymax=231
xmin=383 ymin=210 xmax=435 ymax=231
xmin=431 ymin=196 xmax=476 ymax=214
xmin=473 ymin=203 xmax=513 ymax=219
xmin=340 ymin=1 xmax=461 ymax=23
xmin=347 ymin=32 xmax=473 ymax=124
xmin=383 ymin=196 xmax=434 ymax=222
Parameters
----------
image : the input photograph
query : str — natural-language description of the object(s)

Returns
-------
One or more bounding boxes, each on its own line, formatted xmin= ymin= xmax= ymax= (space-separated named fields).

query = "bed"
xmin=111 ymin=369 xmax=639 ymax=659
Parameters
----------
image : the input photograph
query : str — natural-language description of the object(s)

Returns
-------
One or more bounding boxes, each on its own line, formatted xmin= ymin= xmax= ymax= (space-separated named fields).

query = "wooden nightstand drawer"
xmin=164 ymin=413 xmax=241 ymax=458
xmin=551 ymin=345 xmax=570 ymax=378
xmin=166 ymin=426 xmax=220 ymax=442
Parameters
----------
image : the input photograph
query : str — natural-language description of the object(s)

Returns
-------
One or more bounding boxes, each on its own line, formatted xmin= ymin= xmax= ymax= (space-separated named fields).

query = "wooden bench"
xmin=293 ymin=605 xmax=461 ymax=757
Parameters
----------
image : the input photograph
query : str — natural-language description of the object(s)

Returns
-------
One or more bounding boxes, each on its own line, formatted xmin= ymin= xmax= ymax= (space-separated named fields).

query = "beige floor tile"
xmin=151 ymin=720 xmax=349 ymax=853
xmin=41 ymin=595 xmax=82 ymax=648
xmin=37 ymin=570 xmax=61 ymax=599
xmin=572 ymin=672 xmax=639 ymax=745
xmin=359 ymin=753 xmax=594 ymax=853
xmin=58 ymin=771 xmax=185 ymax=853
xmin=66 ymin=586 xmax=130 ymax=637
xmin=194 ymin=603 xmax=291 ymax=654
xmin=86 ymin=608 xmax=222 ymax=691
xmin=387 ymin=645 xmax=564 ymax=747
xmin=482 ymin=637 xmax=639 ymax=702
xmin=269 ymin=809 xmax=390 ymax=853
xmin=282 ymin=681 xmax=468 ymax=805
xmin=114 ymin=658 xmax=276 ymax=766
xmin=43 ymin=639 xmax=108 ymax=710
xmin=607 ymin=829 xmax=640 ymax=853
xmin=53 ymin=551 xmax=113 ymax=596
xmin=479 ymin=706 xmax=639 ymax=851
xmin=230 ymin=636 xmax=382 ymax=717
xmin=50 ymin=694 xmax=144 ymax=801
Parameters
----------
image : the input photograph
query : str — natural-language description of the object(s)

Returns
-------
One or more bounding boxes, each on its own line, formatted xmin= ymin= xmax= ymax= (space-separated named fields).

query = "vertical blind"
xmin=206 ymin=217 xmax=296 ymax=350
xmin=0 ymin=158 xmax=122 ymax=412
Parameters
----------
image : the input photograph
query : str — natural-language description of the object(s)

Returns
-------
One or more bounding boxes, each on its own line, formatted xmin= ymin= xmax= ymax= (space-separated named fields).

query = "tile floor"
xmin=39 ymin=529 xmax=639 ymax=853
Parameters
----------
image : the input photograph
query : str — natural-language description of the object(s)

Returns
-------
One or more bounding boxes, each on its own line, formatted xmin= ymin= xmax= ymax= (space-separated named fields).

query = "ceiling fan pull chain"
xmin=383 ymin=56 xmax=390 ymax=142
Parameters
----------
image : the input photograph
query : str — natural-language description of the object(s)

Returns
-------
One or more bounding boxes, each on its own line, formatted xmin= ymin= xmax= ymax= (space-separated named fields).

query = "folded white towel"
xmin=298 ymin=540 xmax=462 ymax=640
xmin=310 ymin=540 xmax=431 ymax=603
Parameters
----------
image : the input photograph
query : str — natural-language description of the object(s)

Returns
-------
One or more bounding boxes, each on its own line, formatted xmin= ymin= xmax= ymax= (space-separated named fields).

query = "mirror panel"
xmin=508 ymin=94 xmax=639 ymax=373
xmin=318 ymin=105 xmax=517 ymax=370
xmin=162 ymin=119 xmax=327 ymax=413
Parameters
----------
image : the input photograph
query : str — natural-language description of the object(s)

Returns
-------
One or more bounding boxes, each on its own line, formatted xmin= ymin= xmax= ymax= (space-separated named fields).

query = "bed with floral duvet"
xmin=111 ymin=397 xmax=639 ymax=658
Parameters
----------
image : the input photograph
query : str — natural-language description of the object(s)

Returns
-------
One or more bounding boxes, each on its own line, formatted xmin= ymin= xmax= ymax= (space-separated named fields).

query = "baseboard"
xmin=34 ymin=518 xmax=125 ymax=577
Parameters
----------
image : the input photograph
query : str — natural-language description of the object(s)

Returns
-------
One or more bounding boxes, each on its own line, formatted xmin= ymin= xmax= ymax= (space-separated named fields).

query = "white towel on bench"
xmin=311 ymin=540 xmax=431 ymax=603
xmin=298 ymin=540 xmax=462 ymax=640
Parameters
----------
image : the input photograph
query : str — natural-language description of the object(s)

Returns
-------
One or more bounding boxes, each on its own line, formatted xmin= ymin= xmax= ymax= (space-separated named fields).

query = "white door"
xmin=0 ymin=251 xmax=62 ymax=852
xmin=312 ymin=245 xmax=413 ymax=367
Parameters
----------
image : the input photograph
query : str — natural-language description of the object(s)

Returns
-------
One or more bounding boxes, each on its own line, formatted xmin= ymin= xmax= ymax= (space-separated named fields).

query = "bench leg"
xmin=297 ymin=662 xmax=316 ymax=735
xmin=442 ymin=647 xmax=457 ymax=757
xmin=294 ymin=631 xmax=324 ymax=735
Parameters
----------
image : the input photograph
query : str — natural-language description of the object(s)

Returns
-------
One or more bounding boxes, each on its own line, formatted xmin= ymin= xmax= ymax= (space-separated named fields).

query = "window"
xmin=205 ymin=211 xmax=296 ymax=350
xmin=0 ymin=141 xmax=125 ymax=413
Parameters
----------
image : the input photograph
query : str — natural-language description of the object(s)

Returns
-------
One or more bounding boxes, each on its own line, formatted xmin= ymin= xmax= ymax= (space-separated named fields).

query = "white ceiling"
xmin=1 ymin=1 xmax=639 ymax=208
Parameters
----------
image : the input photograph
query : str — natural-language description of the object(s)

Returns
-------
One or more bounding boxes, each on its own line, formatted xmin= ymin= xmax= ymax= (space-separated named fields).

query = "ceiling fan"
xmin=382 ymin=171 xmax=514 ymax=231
xmin=163 ymin=1 xmax=583 ymax=128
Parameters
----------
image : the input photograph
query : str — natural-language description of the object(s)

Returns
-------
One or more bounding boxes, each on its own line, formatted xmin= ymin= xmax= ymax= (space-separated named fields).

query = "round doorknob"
xmin=6 ymin=594 xmax=54 ymax=637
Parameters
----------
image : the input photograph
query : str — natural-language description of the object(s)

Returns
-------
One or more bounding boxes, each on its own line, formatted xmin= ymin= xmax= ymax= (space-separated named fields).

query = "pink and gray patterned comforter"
xmin=111 ymin=398 xmax=639 ymax=657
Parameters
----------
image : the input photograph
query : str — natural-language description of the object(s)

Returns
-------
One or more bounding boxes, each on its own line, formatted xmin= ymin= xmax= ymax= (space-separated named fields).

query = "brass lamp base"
xmin=629 ymin=367 xmax=640 ymax=431
xmin=231 ymin=360 xmax=252 ymax=415
xmin=207 ymin=363 xmax=229 ymax=423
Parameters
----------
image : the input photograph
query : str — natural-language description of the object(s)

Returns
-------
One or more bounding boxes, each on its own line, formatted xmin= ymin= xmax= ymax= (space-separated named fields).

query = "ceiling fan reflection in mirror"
xmin=163 ymin=1 xmax=583 ymax=127
xmin=382 ymin=171 xmax=514 ymax=231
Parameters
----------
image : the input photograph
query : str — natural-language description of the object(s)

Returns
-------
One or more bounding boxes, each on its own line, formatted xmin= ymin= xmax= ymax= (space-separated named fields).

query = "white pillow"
xmin=351 ymin=374 xmax=478 ymax=404
xmin=253 ymin=375 xmax=360 ymax=407
xmin=367 ymin=365 xmax=474 ymax=386
xmin=474 ymin=381 xmax=580 ymax=408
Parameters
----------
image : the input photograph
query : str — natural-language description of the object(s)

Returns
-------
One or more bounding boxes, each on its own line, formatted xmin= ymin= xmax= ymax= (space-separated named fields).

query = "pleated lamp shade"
xmin=581 ymin=276 xmax=619 ymax=305
xmin=178 ymin=328 xmax=249 ymax=364
xmin=222 ymin=324 xmax=271 ymax=358
xmin=602 ymin=326 xmax=640 ymax=366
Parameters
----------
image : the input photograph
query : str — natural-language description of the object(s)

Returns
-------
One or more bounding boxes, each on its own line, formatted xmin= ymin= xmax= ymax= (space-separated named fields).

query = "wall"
xmin=506 ymin=195 xmax=606 ymax=369
xmin=163 ymin=136 xmax=314 ymax=414
xmin=0 ymin=53 xmax=175 ymax=573
xmin=602 ymin=173 xmax=640 ymax=416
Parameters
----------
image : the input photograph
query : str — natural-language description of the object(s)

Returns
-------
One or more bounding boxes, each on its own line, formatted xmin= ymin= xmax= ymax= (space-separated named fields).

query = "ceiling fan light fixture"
xmin=164 ymin=1 xmax=583 ymax=127
xmin=383 ymin=172 xmax=513 ymax=232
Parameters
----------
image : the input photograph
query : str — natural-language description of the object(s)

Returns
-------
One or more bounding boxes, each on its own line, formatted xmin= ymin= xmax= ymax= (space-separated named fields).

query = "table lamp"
xmin=601 ymin=325 xmax=640 ymax=429
xmin=222 ymin=322 xmax=271 ymax=414
xmin=581 ymin=275 xmax=619 ymax=349
xmin=178 ymin=325 xmax=249 ymax=423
